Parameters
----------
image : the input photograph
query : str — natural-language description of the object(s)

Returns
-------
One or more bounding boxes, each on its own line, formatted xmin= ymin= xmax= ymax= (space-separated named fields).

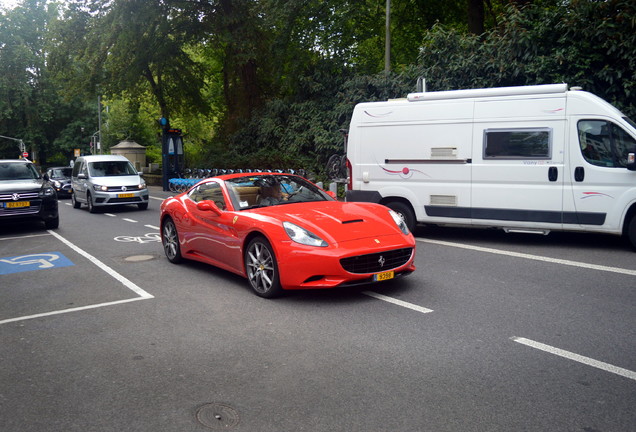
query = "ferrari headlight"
xmin=283 ymin=222 xmax=328 ymax=247
xmin=389 ymin=210 xmax=409 ymax=235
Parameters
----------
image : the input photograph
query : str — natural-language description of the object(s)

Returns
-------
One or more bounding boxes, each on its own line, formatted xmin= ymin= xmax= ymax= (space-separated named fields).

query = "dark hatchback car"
xmin=46 ymin=166 xmax=73 ymax=198
xmin=0 ymin=159 xmax=59 ymax=229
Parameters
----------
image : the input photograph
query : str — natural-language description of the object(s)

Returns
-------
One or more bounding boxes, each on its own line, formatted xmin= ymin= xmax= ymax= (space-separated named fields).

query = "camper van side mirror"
xmin=627 ymin=152 xmax=636 ymax=171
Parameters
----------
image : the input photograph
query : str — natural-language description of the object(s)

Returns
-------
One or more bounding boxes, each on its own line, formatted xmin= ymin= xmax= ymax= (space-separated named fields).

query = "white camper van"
xmin=345 ymin=84 xmax=636 ymax=249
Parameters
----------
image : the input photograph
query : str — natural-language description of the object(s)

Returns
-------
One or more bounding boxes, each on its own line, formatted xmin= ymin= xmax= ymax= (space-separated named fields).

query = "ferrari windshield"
xmin=226 ymin=174 xmax=333 ymax=210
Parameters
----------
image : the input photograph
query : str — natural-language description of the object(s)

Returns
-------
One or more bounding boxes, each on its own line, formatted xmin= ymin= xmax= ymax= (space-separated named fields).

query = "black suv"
xmin=0 ymin=159 xmax=59 ymax=229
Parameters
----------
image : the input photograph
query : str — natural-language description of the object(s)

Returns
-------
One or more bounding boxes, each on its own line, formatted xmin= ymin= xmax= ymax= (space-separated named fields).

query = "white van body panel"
xmin=346 ymin=84 xmax=636 ymax=243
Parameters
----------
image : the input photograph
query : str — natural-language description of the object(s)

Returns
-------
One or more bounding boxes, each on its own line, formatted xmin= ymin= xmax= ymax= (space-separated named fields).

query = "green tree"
xmin=53 ymin=0 xmax=210 ymax=125
xmin=0 ymin=0 xmax=94 ymax=164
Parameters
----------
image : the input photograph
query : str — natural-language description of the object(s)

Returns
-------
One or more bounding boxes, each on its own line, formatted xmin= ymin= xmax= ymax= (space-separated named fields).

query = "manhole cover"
xmin=196 ymin=403 xmax=240 ymax=430
xmin=124 ymin=254 xmax=155 ymax=262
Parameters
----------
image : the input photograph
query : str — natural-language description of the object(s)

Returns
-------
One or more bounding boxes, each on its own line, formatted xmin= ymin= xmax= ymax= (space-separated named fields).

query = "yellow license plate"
xmin=117 ymin=193 xmax=134 ymax=198
xmin=374 ymin=271 xmax=394 ymax=282
xmin=6 ymin=201 xmax=30 ymax=208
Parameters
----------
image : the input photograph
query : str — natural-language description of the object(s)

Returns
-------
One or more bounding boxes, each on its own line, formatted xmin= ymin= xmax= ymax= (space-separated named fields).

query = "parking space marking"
xmin=0 ymin=230 xmax=154 ymax=326
xmin=0 ymin=297 xmax=150 ymax=325
xmin=48 ymin=230 xmax=153 ymax=298
xmin=363 ymin=291 xmax=434 ymax=314
xmin=417 ymin=238 xmax=636 ymax=277
xmin=512 ymin=337 xmax=636 ymax=381
xmin=0 ymin=233 xmax=51 ymax=241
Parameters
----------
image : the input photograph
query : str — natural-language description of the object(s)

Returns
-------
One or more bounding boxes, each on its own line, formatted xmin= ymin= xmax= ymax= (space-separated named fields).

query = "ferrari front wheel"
xmin=244 ymin=236 xmax=282 ymax=298
xmin=162 ymin=218 xmax=183 ymax=263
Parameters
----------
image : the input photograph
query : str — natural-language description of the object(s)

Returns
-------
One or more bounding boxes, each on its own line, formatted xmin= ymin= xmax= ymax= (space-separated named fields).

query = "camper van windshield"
xmin=578 ymin=120 xmax=636 ymax=168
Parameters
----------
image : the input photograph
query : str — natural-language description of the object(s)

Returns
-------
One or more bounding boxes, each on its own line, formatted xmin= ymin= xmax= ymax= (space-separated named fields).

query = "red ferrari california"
xmin=160 ymin=173 xmax=416 ymax=297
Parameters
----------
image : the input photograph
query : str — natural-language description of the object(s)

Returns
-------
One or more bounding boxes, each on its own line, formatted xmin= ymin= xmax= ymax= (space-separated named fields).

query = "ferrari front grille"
xmin=340 ymin=247 xmax=413 ymax=274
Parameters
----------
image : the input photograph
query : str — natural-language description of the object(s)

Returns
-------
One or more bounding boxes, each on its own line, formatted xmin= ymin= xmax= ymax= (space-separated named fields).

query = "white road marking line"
xmin=145 ymin=224 xmax=159 ymax=230
xmin=122 ymin=218 xmax=138 ymax=223
xmin=0 ymin=233 xmax=51 ymax=241
xmin=0 ymin=298 xmax=148 ymax=325
xmin=417 ymin=238 xmax=636 ymax=276
xmin=363 ymin=291 xmax=433 ymax=314
xmin=104 ymin=213 xmax=116 ymax=217
xmin=150 ymin=196 xmax=166 ymax=201
xmin=0 ymin=230 xmax=155 ymax=326
xmin=512 ymin=337 xmax=636 ymax=381
xmin=47 ymin=230 xmax=152 ymax=298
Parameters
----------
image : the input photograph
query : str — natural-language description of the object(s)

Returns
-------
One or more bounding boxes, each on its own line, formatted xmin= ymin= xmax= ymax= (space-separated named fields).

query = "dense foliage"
xmin=0 ymin=0 xmax=634 ymax=175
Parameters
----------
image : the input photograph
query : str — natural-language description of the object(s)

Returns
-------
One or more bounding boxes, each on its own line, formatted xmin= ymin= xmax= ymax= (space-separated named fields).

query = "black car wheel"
xmin=385 ymin=201 xmax=416 ymax=233
xmin=87 ymin=192 xmax=97 ymax=213
xmin=71 ymin=192 xmax=81 ymax=209
xmin=44 ymin=216 xmax=59 ymax=229
xmin=628 ymin=215 xmax=636 ymax=251
xmin=162 ymin=218 xmax=182 ymax=263
xmin=244 ymin=236 xmax=282 ymax=298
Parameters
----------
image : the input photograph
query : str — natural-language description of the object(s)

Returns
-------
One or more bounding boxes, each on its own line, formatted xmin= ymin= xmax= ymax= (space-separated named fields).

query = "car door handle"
xmin=574 ymin=166 xmax=585 ymax=182
xmin=548 ymin=166 xmax=558 ymax=182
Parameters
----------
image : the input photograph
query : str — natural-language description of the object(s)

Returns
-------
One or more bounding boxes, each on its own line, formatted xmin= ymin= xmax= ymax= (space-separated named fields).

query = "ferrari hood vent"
xmin=342 ymin=219 xmax=364 ymax=224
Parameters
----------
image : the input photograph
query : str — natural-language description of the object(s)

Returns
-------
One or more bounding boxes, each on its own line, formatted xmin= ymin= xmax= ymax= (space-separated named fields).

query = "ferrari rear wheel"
xmin=245 ymin=236 xmax=282 ymax=298
xmin=162 ymin=218 xmax=183 ymax=263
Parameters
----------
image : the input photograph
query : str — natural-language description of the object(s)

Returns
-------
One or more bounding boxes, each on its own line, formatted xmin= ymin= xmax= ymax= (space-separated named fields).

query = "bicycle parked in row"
xmin=168 ymin=168 xmax=307 ymax=193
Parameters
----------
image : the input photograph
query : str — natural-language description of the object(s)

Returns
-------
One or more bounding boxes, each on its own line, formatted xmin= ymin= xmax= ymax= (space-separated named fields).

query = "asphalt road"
xmin=1 ymin=187 xmax=634 ymax=432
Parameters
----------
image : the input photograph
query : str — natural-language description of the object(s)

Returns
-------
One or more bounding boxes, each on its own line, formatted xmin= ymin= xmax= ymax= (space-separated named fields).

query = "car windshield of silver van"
xmin=88 ymin=161 xmax=137 ymax=177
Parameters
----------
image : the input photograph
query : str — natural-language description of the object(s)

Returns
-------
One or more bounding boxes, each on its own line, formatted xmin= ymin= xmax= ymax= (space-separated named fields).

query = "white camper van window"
xmin=483 ymin=128 xmax=551 ymax=159
xmin=578 ymin=120 xmax=636 ymax=168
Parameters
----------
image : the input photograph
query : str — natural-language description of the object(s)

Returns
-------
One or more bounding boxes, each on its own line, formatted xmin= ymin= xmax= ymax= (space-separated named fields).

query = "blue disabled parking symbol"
xmin=0 ymin=252 xmax=74 ymax=275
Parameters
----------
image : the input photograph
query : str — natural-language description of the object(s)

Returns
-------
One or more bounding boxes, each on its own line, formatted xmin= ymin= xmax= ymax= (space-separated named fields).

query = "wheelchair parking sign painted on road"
xmin=0 ymin=252 xmax=74 ymax=275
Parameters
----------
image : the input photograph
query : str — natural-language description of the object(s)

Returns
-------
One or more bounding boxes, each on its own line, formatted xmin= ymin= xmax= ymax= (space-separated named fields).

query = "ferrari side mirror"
xmin=196 ymin=200 xmax=223 ymax=215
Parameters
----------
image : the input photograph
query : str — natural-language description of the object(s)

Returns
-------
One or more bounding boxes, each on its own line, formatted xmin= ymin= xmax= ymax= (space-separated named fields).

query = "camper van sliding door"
xmin=470 ymin=120 xmax=566 ymax=228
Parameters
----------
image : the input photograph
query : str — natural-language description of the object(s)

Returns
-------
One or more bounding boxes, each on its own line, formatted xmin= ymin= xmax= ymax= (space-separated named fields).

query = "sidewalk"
xmin=148 ymin=185 xmax=176 ymax=201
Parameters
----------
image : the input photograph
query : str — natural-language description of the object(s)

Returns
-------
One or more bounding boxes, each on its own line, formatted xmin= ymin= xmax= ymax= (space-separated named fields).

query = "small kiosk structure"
xmin=110 ymin=140 xmax=146 ymax=171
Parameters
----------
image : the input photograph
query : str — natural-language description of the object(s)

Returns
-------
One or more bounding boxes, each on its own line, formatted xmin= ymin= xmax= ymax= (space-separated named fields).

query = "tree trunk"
xmin=467 ymin=0 xmax=485 ymax=35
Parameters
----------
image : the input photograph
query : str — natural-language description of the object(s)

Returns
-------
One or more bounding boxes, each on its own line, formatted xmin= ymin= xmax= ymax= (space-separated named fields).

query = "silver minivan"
xmin=71 ymin=155 xmax=149 ymax=213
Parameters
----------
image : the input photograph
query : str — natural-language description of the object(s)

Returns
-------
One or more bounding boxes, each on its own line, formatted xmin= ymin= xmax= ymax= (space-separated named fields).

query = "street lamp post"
xmin=0 ymin=134 xmax=26 ymax=156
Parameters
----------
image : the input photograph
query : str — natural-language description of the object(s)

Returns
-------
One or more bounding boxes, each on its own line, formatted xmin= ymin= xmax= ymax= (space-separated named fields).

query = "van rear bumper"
xmin=346 ymin=190 xmax=382 ymax=203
